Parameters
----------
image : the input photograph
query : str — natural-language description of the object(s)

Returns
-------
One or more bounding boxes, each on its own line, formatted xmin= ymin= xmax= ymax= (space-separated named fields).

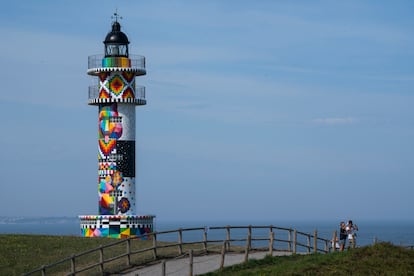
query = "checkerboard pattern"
xmin=79 ymin=215 xmax=154 ymax=239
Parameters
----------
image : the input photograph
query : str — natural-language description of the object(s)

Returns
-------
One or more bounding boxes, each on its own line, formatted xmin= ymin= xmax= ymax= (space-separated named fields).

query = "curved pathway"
xmin=121 ymin=251 xmax=292 ymax=276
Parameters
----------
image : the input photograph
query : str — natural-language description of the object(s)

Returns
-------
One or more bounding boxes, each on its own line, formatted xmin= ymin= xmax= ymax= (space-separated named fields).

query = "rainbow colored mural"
xmin=102 ymin=57 xmax=131 ymax=67
xmin=80 ymin=18 xmax=154 ymax=238
xmin=99 ymin=71 xmax=136 ymax=99
xmin=80 ymin=215 xmax=153 ymax=239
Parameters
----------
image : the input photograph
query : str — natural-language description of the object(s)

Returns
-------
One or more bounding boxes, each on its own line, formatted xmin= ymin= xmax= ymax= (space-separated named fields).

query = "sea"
xmin=1 ymin=217 xmax=413 ymax=248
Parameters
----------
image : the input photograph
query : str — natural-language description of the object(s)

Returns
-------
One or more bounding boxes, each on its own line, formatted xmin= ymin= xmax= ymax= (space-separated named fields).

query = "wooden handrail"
xmin=24 ymin=224 xmax=333 ymax=275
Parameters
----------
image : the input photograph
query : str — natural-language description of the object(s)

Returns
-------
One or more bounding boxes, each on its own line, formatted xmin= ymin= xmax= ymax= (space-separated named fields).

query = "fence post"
xmin=70 ymin=254 xmax=75 ymax=274
xmin=41 ymin=265 xmax=46 ymax=276
xmin=152 ymin=233 xmax=158 ymax=260
xmin=244 ymin=228 xmax=251 ymax=263
xmin=269 ymin=226 xmax=274 ymax=255
xmin=126 ymin=238 xmax=131 ymax=266
xmin=220 ymin=241 xmax=226 ymax=269
xmin=332 ymin=230 xmax=337 ymax=252
xmin=307 ymin=234 xmax=311 ymax=253
xmin=161 ymin=259 xmax=166 ymax=276
xmin=178 ymin=228 xmax=183 ymax=255
xmin=225 ymin=225 xmax=231 ymax=251
xmin=313 ymin=230 xmax=318 ymax=253
xmin=189 ymin=249 xmax=193 ymax=276
xmin=293 ymin=229 xmax=297 ymax=254
xmin=288 ymin=229 xmax=292 ymax=252
xmin=99 ymin=245 xmax=104 ymax=273
xmin=248 ymin=225 xmax=252 ymax=250
xmin=203 ymin=227 xmax=208 ymax=253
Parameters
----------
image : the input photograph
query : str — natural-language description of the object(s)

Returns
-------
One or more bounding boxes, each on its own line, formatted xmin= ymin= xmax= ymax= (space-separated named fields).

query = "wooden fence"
xmin=24 ymin=225 xmax=334 ymax=275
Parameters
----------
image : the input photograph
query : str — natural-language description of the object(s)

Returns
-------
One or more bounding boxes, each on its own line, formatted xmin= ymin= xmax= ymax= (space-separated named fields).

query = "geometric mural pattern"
xmin=97 ymin=103 xmax=136 ymax=216
xmin=108 ymin=75 xmax=125 ymax=96
xmin=80 ymin=226 xmax=153 ymax=239
xmin=80 ymin=215 xmax=154 ymax=239
xmin=99 ymin=88 xmax=110 ymax=99
xmin=122 ymin=87 xmax=135 ymax=99
xmin=116 ymin=141 xmax=135 ymax=177
xmin=99 ymin=72 xmax=136 ymax=99
xmin=117 ymin=105 xmax=135 ymax=141
xmin=98 ymin=104 xmax=122 ymax=157
xmin=81 ymin=46 xmax=154 ymax=238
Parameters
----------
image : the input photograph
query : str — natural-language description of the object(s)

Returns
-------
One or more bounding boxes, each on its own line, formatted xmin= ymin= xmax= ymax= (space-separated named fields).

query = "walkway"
xmin=121 ymin=251 xmax=292 ymax=276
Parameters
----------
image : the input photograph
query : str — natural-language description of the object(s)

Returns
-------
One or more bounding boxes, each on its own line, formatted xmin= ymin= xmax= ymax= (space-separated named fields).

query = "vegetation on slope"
xmin=2 ymin=234 xmax=413 ymax=276
xmin=204 ymin=242 xmax=414 ymax=275
xmin=0 ymin=234 xmax=123 ymax=275
xmin=1 ymin=234 xmax=209 ymax=275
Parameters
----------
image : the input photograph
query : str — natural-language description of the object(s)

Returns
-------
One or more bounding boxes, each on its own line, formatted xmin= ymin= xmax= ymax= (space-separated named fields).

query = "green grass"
xmin=0 ymin=234 xmax=219 ymax=275
xmin=0 ymin=234 xmax=128 ymax=275
xmin=203 ymin=242 xmax=414 ymax=275
xmin=3 ymin=234 xmax=414 ymax=276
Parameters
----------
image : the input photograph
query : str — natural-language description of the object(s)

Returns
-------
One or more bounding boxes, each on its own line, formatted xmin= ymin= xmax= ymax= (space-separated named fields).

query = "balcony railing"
xmin=88 ymin=85 xmax=146 ymax=101
xmin=88 ymin=54 xmax=146 ymax=70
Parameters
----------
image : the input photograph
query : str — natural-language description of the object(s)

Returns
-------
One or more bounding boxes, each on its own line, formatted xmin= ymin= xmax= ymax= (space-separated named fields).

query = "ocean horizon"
xmin=1 ymin=216 xmax=413 ymax=247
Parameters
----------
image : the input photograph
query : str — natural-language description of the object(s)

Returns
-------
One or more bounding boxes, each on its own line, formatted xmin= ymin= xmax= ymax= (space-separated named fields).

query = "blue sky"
xmin=0 ymin=1 xmax=413 ymax=223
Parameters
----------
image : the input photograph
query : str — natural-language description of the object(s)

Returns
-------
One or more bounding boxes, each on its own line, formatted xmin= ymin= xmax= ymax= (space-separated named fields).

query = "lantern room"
xmin=104 ymin=21 xmax=129 ymax=57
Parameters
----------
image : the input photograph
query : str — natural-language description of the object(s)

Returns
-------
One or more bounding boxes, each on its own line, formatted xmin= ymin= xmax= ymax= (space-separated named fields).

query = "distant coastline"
xmin=0 ymin=216 xmax=78 ymax=224
xmin=1 ymin=216 xmax=413 ymax=247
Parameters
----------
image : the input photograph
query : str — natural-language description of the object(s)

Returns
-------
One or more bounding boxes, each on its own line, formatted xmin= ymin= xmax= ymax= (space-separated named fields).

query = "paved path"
xmin=121 ymin=251 xmax=292 ymax=276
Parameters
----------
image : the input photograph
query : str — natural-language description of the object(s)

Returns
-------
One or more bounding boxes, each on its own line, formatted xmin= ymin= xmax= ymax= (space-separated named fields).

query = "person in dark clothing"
xmin=339 ymin=221 xmax=347 ymax=251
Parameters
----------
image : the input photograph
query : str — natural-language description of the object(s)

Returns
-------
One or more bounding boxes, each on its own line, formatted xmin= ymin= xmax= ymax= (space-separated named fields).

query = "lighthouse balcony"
xmin=88 ymin=85 xmax=146 ymax=105
xmin=87 ymin=54 xmax=146 ymax=76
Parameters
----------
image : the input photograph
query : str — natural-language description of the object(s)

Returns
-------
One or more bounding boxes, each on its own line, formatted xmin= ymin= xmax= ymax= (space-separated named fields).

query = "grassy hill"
xmin=2 ymin=234 xmax=413 ymax=275
xmin=203 ymin=242 xmax=414 ymax=275
xmin=0 ymin=234 xmax=125 ymax=275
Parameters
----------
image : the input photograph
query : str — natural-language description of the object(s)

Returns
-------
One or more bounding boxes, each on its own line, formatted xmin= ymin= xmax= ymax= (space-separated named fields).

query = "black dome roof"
xmin=104 ymin=21 xmax=129 ymax=45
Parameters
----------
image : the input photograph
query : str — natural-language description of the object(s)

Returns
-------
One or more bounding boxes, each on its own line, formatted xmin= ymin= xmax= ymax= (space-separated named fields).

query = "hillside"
xmin=204 ymin=242 xmax=414 ymax=275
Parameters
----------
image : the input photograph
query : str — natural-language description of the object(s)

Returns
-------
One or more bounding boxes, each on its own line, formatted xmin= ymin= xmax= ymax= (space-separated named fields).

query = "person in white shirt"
xmin=331 ymin=236 xmax=340 ymax=251
xmin=346 ymin=220 xmax=359 ymax=249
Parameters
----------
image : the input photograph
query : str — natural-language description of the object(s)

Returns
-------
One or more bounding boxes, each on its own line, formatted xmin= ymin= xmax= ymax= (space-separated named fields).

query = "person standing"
xmin=346 ymin=220 xmax=359 ymax=249
xmin=339 ymin=221 xmax=347 ymax=251
xmin=332 ymin=236 xmax=340 ymax=251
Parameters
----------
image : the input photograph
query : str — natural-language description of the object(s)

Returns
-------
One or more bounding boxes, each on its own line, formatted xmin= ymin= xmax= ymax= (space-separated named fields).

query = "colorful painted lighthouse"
xmin=79 ymin=15 xmax=154 ymax=238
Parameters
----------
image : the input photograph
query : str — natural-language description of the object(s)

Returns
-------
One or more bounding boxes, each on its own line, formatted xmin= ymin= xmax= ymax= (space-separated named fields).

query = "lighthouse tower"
xmin=79 ymin=15 xmax=154 ymax=238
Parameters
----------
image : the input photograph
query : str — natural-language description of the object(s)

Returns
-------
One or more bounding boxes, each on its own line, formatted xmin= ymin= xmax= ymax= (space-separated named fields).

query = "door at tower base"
xmin=79 ymin=215 xmax=155 ymax=239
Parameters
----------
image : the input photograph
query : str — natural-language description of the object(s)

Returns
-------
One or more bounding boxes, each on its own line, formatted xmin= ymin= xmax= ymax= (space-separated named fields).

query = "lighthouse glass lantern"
xmin=79 ymin=16 xmax=154 ymax=239
xmin=104 ymin=21 xmax=129 ymax=57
